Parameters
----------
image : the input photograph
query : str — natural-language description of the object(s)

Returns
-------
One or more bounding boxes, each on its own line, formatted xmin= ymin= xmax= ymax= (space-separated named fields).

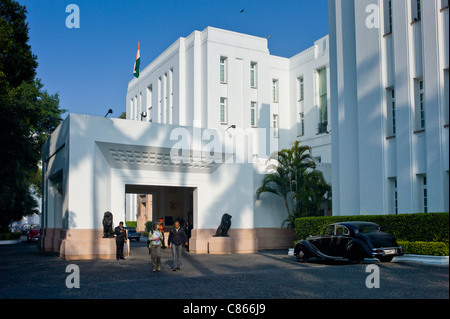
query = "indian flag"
xmin=133 ymin=42 xmax=140 ymax=78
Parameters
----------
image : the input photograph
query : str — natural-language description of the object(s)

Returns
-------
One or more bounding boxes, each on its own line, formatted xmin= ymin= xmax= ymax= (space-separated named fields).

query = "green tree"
xmin=0 ymin=0 xmax=65 ymax=232
xmin=256 ymin=141 xmax=331 ymax=228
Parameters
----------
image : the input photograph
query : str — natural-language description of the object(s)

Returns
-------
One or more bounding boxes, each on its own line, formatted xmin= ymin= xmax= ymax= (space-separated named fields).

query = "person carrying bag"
xmin=148 ymin=223 xmax=162 ymax=272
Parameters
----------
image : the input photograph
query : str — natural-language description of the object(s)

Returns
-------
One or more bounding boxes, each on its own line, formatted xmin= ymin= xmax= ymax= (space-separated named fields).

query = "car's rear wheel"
xmin=347 ymin=245 xmax=364 ymax=264
xmin=295 ymin=247 xmax=309 ymax=263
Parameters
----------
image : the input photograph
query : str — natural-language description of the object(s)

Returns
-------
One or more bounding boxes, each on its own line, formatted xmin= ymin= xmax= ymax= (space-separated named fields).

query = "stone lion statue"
xmin=102 ymin=211 xmax=114 ymax=238
xmin=213 ymin=213 xmax=232 ymax=237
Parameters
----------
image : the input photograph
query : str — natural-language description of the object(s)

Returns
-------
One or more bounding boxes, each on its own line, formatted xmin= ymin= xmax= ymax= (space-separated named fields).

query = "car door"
xmin=319 ymin=225 xmax=335 ymax=255
xmin=329 ymin=225 xmax=351 ymax=257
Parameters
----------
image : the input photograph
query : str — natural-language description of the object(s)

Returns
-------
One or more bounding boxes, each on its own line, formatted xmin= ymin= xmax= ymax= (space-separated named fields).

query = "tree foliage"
xmin=0 ymin=0 xmax=65 ymax=232
xmin=256 ymin=141 xmax=331 ymax=228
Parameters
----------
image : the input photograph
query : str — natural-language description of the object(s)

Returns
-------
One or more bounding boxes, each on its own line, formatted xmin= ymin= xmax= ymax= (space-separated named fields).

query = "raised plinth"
xmin=40 ymin=228 xmax=130 ymax=260
xmin=208 ymin=236 xmax=234 ymax=254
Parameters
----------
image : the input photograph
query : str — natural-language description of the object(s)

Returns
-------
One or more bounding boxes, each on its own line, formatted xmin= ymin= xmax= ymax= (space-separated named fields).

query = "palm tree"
xmin=256 ymin=141 xmax=331 ymax=228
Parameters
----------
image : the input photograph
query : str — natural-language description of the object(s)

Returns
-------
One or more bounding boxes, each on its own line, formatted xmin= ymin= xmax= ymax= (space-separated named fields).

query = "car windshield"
xmin=126 ymin=227 xmax=136 ymax=232
xmin=358 ymin=224 xmax=380 ymax=233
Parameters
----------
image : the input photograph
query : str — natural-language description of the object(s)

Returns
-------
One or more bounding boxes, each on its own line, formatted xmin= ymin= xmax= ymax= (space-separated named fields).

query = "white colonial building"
xmin=329 ymin=0 xmax=449 ymax=215
xmin=125 ymin=27 xmax=332 ymax=228
xmin=126 ymin=27 xmax=331 ymax=165
xmin=40 ymin=27 xmax=331 ymax=259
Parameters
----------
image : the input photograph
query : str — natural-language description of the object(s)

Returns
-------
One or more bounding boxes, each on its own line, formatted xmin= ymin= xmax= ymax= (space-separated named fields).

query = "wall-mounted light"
xmin=225 ymin=124 xmax=236 ymax=132
xmin=104 ymin=109 xmax=113 ymax=117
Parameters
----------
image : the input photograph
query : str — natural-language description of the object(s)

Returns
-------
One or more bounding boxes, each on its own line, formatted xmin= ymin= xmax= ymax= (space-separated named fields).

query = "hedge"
xmin=398 ymin=241 xmax=449 ymax=256
xmin=294 ymin=212 xmax=449 ymax=243
xmin=125 ymin=221 xmax=137 ymax=228
xmin=0 ymin=232 xmax=21 ymax=241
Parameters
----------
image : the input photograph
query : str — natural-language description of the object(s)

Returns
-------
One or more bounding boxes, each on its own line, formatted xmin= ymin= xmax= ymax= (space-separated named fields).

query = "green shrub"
xmin=398 ymin=241 xmax=449 ymax=256
xmin=145 ymin=221 xmax=153 ymax=232
xmin=294 ymin=212 xmax=449 ymax=243
xmin=125 ymin=221 xmax=137 ymax=228
xmin=0 ymin=232 xmax=21 ymax=240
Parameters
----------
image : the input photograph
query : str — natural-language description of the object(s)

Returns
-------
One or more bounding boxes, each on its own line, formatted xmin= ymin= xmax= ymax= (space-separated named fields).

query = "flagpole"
xmin=137 ymin=41 xmax=140 ymax=121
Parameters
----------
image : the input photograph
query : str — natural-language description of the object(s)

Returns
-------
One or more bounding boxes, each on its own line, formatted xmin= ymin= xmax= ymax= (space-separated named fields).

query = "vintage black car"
xmin=294 ymin=221 xmax=404 ymax=264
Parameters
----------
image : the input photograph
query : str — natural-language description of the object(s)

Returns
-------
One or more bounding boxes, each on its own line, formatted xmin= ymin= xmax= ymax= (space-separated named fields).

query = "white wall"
xmin=329 ymin=0 xmax=449 ymax=215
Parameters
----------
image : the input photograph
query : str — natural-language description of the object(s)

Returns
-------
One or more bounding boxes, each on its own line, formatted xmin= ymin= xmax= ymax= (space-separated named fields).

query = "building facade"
xmin=125 ymin=27 xmax=332 ymax=226
xmin=329 ymin=0 xmax=449 ymax=215
xmin=127 ymin=27 xmax=331 ymax=165
xmin=40 ymin=27 xmax=331 ymax=259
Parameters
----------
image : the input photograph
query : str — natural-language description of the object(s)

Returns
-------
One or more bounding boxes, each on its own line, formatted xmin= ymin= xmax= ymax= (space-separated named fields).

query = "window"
xmin=388 ymin=0 xmax=393 ymax=33
xmin=394 ymin=178 xmax=398 ymax=214
xmin=220 ymin=97 xmax=227 ymax=124
xmin=298 ymin=112 xmax=305 ymax=136
xmin=442 ymin=0 xmax=449 ymax=8
xmin=158 ymin=77 xmax=162 ymax=122
xmin=383 ymin=0 xmax=393 ymax=34
xmin=169 ymin=69 xmax=173 ymax=124
xmin=416 ymin=0 xmax=421 ymax=20
xmin=272 ymin=79 xmax=279 ymax=103
xmin=135 ymin=95 xmax=139 ymax=120
xmin=146 ymin=85 xmax=152 ymax=122
xmin=415 ymin=79 xmax=425 ymax=130
xmin=220 ymin=57 xmax=227 ymax=83
xmin=130 ymin=98 xmax=134 ymax=120
xmin=163 ymin=72 xmax=168 ymax=123
xmin=250 ymin=62 xmax=257 ymax=88
xmin=272 ymin=114 xmax=279 ymax=138
xmin=336 ymin=226 xmax=350 ymax=236
xmin=423 ymin=175 xmax=428 ymax=213
xmin=412 ymin=0 xmax=421 ymax=21
xmin=391 ymin=89 xmax=396 ymax=135
xmin=323 ymin=225 xmax=335 ymax=236
xmin=317 ymin=68 xmax=328 ymax=133
xmin=298 ymin=77 xmax=304 ymax=101
xmin=387 ymin=88 xmax=396 ymax=136
xmin=250 ymin=101 xmax=257 ymax=127
xmin=444 ymin=69 xmax=449 ymax=125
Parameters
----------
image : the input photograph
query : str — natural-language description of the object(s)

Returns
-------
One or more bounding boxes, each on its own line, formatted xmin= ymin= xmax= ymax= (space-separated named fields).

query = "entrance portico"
xmin=40 ymin=114 xmax=294 ymax=260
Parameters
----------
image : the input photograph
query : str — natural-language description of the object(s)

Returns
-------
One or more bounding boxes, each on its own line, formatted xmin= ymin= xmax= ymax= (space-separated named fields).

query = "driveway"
xmin=0 ymin=240 xmax=448 ymax=299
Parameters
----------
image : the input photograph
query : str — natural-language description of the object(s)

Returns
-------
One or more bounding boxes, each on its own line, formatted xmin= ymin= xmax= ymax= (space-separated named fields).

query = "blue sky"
xmin=18 ymin=0 xmax=329 ymax=118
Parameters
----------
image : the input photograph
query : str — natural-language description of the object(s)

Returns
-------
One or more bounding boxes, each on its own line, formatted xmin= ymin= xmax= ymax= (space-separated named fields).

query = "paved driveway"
xmin=0 ymin=240 xmax=448 ymax=299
